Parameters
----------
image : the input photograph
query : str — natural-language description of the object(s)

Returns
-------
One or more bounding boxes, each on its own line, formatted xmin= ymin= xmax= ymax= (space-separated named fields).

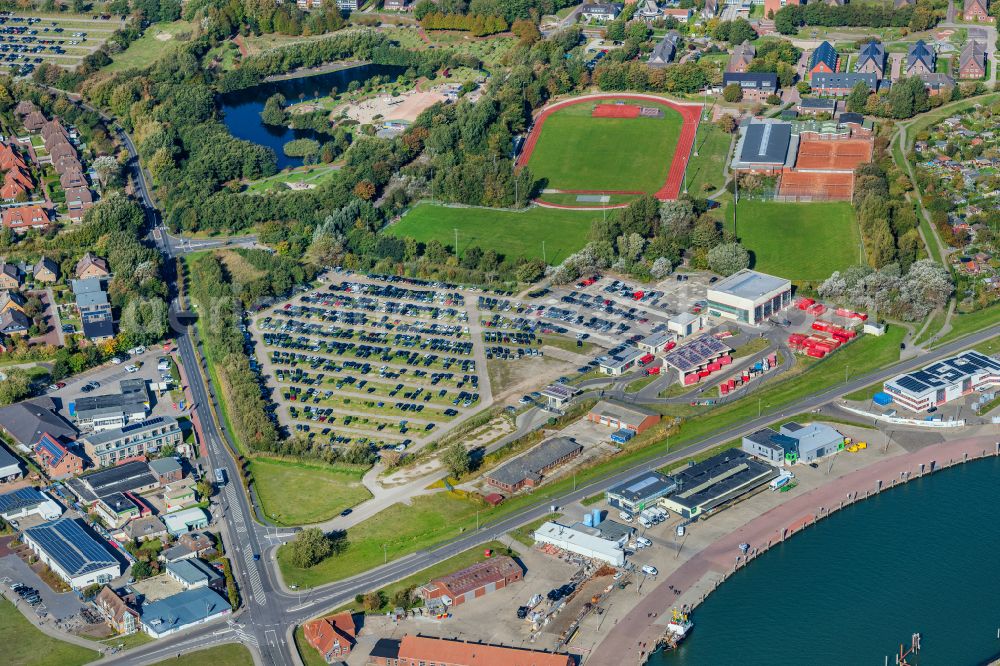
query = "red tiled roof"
xmin=303 ymin=612 xmax=356 ymax=658
xmin=2 ymin=205 xmax=48 ymax=229
xmin=426 ymin=556 xmax=521 ymax=598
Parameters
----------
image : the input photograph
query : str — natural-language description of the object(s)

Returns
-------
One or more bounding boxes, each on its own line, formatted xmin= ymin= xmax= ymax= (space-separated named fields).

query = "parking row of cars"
xmin=268 ymin=308 xmax=468 ymax=339
xmin=8 ymin=581 xmax=42 ymax=606
xmin=333 ymin=280 xmax=465 ymax=306
xmin=301 ymin=292 xmax=467 ymax=323
xmin=261 ymin=318 xmax=475 ymax=356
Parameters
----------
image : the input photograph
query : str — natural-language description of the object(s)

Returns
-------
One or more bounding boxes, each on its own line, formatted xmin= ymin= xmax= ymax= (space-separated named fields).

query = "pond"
xmin=219 ymin=63 xmax=406 ymax=170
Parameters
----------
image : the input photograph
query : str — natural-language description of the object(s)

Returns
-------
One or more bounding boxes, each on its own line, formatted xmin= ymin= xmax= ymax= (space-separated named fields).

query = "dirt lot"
xmin=335 ymin=88 xmax=449 ymax=125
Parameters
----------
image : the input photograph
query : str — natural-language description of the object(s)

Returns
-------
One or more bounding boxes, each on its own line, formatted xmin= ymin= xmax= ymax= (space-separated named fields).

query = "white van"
xmin=641 ymin=565 xmax=658 ymax=576
xmin=618 ymin=510 xmax=633 ymax=522
xmin=636 ymin=536 xmax=652 ymax=548
xmin=638 ymin=517 xmax=652 ymax=529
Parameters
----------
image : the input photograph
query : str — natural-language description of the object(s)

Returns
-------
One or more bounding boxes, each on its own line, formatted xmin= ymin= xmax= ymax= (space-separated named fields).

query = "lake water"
xmin=219 ymin=64 xmax=404 ymax=170
xmin=652 ymin=455 xmax=1000 ymax=666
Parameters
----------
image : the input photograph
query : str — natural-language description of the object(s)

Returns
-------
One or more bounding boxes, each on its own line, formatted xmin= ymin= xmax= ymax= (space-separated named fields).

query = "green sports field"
xmin=389 ymin=203 xmax=602 ymax=264
xmin=525 ymin=99 xmax=682 ymax=192
xmin=722 ymin=199 xmax=861 ymax=281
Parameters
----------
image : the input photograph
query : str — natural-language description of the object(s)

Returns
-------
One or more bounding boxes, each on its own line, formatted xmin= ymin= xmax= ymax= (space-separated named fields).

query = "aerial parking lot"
xmin=0 ymin=11 xmax=123 ymax=75
xmin=250 ymin=272 xmax=495 ymax=452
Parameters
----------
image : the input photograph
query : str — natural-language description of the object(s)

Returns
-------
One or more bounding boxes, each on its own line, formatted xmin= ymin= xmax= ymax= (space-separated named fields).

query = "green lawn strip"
xmin=148 ymin=643 xmax=254 ymax=666
xmin=526 ymin=99 xmax=683 ymax=192
xmin=540 ymin=333 xmax=600 ymax=355
xmin=931 ymin=304 xmax=1000 ymax=348
xmin=913 ymin=309 xmax=948 ymax=346
xmin=730 ymin=336 xmax=771 ymax=359
xmin=581 ymin=491 xmax=604 ymax=506
xmin=249 ymin=457 xmax=372 ymax=526
xmin=722 ymin=200 xmax=860 ymax=282
xmin=95 ymin=631 xmax=154 ymax=650
xmin=104 ymin=20 xmax=194 ymax=72
xmin=511 ymin=514 xmax=562 ymax=547
xmin=685 ymin=122 xmax=732 ymax=195
xmin=974 ymin=335 xmax=1000 ymax=355
xmin=624 ymin=374 xmax=658 ymax=394
xmin=843 ymin=380 xmax=885 ymax=402
xmin=193 ymin=313 xmax=244 ymax=455
xmin=1 ymin=598 xmax=98 ymax=666
xmin=278 ymin=492 xmax=494 ymax=588
xmin=388 ymin=203 xmax=600 ymax=265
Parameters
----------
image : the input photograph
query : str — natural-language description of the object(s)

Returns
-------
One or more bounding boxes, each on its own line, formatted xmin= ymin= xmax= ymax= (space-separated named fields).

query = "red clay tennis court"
xmin=777 ymin=170 xmax=854 ymax=200
xmin=795 ymin=139 xmax=873 ymax=171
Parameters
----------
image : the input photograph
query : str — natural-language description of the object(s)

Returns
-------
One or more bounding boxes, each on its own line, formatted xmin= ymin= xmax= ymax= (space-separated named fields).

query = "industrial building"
xmin=587 ymin=400 xmax=660 ymax=435
xmin=368 ymin=635 xmax=574 ymax=666
xmin=540 ymin=383 xmax=579 ymax=410
xmin=707 ymin=269 xmax=792 ymax=325
xmin=484 ymin=437 xmax=582 ymax=493
xmin=883 ymin=350 xmax=1000 ymax=412
xmin=79 ymin=416 xmax=182 ymax=468
xmin=417 ymin=555 xmax=523 ymax=607
xmin=743 ymin=422 xmax=846 ymax=465
xmin=637 ymin=332 xmax=676 ymax=354
xmin=605 ymin=471 xmax=677 ymax=514
xmin=22 ymin=518 xmax=121 ymax=589
xmin=662 ymin=333 xmax=732 ymax=385
xmin=165 ymin=559 xmax=224 ymax=592
xmin=533 ymin=519 xmax=632 ymax=566
xmin=598 ymin=346 xmax=646 ymax=376
xmin=662 ymin=449 xmax=778 ymax=519
xmin=0 ymin=487 xmax=61 ymax=521
xmin=139 ymin=587 xmax=232 ymax=638
xmin=731 ymin=120 xmax=794 ymax=173
xmin=668 ymin=312 xmax=703 ymax=338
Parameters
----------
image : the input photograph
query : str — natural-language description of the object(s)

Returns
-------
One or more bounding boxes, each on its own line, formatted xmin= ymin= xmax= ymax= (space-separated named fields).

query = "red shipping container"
xmin=728 ymin=379 xmax=736 ymax=389
xmin=698 ymin=370 xmax=711 ymax=378
xmin=684 ymin=373 xmax=699 ymax=385
xmin=720 ymin=384 xmax=730 ymax=395
xmin=788 ymin=333 xmax=806 ymax=344
xmin=835 ymin=307 xmax=851 ymax=317
xmin=812 ymin=320 xmax=832 ymax=332
xmin=707 ymin=362 xmax=721 ymax=371
xmin=807 ymin=348 xmax=826 ymax=358
xmin=855 ymin=313 xmax=868 ymax=321
xmin=719 ymin=355 xmax=733 ymax=365
xmin=796 ymin=297 xmax=815 ymax=310
xmin=769 ymin=353 xmax=777 ymax=365
xmin=742 ymin=374 xmax=750 ymax=382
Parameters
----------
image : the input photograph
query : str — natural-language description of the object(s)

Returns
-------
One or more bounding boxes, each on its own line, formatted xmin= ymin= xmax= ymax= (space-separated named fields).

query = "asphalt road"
xmin=91 ymin=113 xmax=1000 ymax=665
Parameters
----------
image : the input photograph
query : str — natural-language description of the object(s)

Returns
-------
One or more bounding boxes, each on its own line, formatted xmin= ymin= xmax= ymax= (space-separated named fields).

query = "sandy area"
xmin=337 ymin=88 xmax=449 ymax=125
xmin=154 ymin=32 xmax=173 ymax=42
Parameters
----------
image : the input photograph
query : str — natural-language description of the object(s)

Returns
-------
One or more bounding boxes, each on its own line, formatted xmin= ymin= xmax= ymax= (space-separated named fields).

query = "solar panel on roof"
xmin=896 ymin=376 xmax=929 ymax=392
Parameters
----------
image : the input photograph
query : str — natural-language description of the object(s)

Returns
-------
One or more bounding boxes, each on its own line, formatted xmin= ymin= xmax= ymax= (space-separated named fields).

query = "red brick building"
xmin=588 ymin=400 xmax=661 ymax=434
xmin=963 ymin=0 xmax=991 ymax=21
xmin=367 ymin=635 xmax=574 ymax=666
xmin=33 ymin=433 xmax=84 ymax=479
xmin=303 ymin=612 xmax=357 ymax=663
xmin=417 ymin=556 xmax=523 ymax=606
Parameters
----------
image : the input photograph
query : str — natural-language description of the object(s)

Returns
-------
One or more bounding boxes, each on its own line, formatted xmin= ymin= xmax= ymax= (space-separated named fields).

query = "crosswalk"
xmin=224 ymin=483 xmax=267 ymax=606
xmin=226 ymin=621 xmax=260 ymax=648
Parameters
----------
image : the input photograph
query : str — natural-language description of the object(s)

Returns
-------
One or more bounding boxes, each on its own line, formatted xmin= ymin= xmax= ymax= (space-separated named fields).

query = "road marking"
xmin=265 ymin=629 xmax=279 ymax=649
xmin=242 ymin=547 xmax=267 ymax=606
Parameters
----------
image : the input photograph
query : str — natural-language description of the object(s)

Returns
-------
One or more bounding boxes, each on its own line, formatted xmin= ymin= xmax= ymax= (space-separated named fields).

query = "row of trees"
xmin=419 ymin=12 xmax=509 ymax=36
xmin=854 ymin=161 xmax=922 ymax=271
xmin=774 ymin=3 xmax=923 ymax=34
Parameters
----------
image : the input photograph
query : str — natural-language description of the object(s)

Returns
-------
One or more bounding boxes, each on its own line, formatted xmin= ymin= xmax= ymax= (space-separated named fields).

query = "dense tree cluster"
xmin=775 ymin=3 xmax=918 ymax=34
xmin=420 ymin=12 xmax=509 ymax=36
xmin=854 ymin=163 xmax=922 ymax=270
xmin=818 ymin=260 xmax=952 ymax=321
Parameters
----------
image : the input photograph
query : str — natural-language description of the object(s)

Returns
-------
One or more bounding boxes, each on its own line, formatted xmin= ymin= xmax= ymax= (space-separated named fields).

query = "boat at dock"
xmin=659 ymin=608 xmax=693 ymax=650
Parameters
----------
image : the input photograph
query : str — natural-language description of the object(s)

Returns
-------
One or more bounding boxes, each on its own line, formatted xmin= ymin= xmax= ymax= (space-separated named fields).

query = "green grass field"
xmin=388 ymin=203 xmax=601 ymax=264
xmin=685 ymin=122 xmax=732 ymax=195
xmin=723 ymin=200 xmax=860 ymax=281
xmin=526 ymin=99 xmax=682 ymax=192
xmin=932 ymin=302 xmax=1000 ymax=347
xmin=277 ymin=492 xmax=488 ymax=587
xmin=250 ymin=458 xmax=372 ymax=526
xmin=149 ymin=643 xmax=253 ymax=665
xmin=105 ymin=20 xmax=194 ymax=72
xmin=2 ymin=598 xmax=99 ymax=666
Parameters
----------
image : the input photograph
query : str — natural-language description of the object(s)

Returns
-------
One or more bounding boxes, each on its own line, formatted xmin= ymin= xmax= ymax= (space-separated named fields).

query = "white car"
xmin=111 ymin=357 xmax=122 ymax=365
xmin=129 ymin=346 xmax=145 ymax=356
xmin=641 ymin=565 xmax=658 ymax=576
xmin=124 ymin=364 xmax=139 ymax=373
xmin=613 ymin=571 xmax=624 ymax=580
xmin=618 ymin=511 xmax=633 ymax=522
xmin=636 ymin=536 xmax=652 ymax=548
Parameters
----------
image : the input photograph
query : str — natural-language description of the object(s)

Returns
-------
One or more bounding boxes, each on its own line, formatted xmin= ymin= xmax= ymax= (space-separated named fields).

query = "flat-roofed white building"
xmin=599 ymin=347 xmax=646 ymax=376
xmin=883 ymin=350 xmax=1000 ymax=412
xmin=533 ymin=521 xmax=626 ymax=566
xmin=706 ymin=269 xmax=792 ymax=325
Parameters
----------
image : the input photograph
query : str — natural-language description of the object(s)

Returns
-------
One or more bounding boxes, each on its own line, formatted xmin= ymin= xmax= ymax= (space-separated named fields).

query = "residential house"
xmin=0 ymin=397 xmax=78 ymax=449
xmin=2 ymin=166 xmax=35 ymax=200
xmin=14 ymin=100 xmax=36 ymax=116
xmin=721 ymin=72 xmax=779 ymax=101
xmin=33 ymin=433 xmax=84 ymax=479
xmin=963 ymin=0 xmax=990 ymax=21
xmin=124 ymin=515 xmax=167 ymax=542
xmin=636 ymin=0 xmax=661 ymax=20
xmin=53 ymin=153 xmax=82 ymax=176
xmin=165 ymin=559 xmax=224 ymax=593
xmin=178 ymin=532 xmax=215 ymax=557
xmin=335 ymin=0 xmax=359 ymax=9
xmin=856 ymin=41 xmax=886 ymax=79
xmin=0 ymin=309 xmax=29 ymax=335
xmin=23 ymin=111 xmax=46 ymax=132
xmin=919 ymin=72 xmax=956 ymax=95
xmin=810 ymin=71 xmax=880 ymax=96
xmin=64 ymin=186 xmax=93 ymax=212
xmin=809 ymin=42 xmax=838 ymax=78
xmin=662 ymin=7 xmax=692 ymax=21
xmin=72 ymin=277 xmax=114 ymax=341
xmin=76 ymin=252 xmax=110 ymax=279
xmin=383 ymin=0 xmax=411 ymax=8
xmin=304 ymin=612 xmax=358 ymax=663
xmin=906 ymin=40 xmax=936 ymax=76
xmin=727 ymin=40 xmax=756 ymax=73
xmin=0 ymin=144 xmax=29 ymax=171
xmin=796 ymin=98 xmax=837 ymax=115
xmin=2 ymin=206 xmax=49 ymax=233
xmin=0 ymin=262 xmax=22 ymax=289
xmin=94 ymin=493 xmax=141 ymax=529
xmin=959 ymin=40 xmax=987 ymax=79
xmin=32 ymin=257 xmax=59 ymax=283
xmin=60 ymin=168 xmax=87 ymax=190
xmin=41 ymin=119 xmax=70 ymax=146
xmin=0 ymin=289 xmax=26 ymax=314
xmin=47 ymin=140 xmax=76 ymax=165
xmin=647 ymin=32 xmax=678 ymax=67
xmin=580 ymin=3 xmax=623 ymax=21
xmin=94 ymin=587 xmax=140 ymax=635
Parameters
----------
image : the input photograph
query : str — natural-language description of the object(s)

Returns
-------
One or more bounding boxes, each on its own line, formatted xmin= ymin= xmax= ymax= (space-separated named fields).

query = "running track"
xmin=516 ymin=93 xmax=702 ymax=202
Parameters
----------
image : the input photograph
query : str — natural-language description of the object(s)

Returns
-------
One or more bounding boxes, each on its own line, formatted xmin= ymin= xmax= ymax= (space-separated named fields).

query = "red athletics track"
xmin=516 ymin=94 xmax=702 ymax=201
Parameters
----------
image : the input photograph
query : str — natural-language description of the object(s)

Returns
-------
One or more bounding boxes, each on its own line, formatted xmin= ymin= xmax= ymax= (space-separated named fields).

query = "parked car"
xmin=641 ymin=565 xmax=658 ymax=576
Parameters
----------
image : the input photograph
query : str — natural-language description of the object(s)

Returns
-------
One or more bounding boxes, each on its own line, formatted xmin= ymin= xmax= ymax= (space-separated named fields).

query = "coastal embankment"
xmin=587 ymin=433 xmax=1000 ymax=665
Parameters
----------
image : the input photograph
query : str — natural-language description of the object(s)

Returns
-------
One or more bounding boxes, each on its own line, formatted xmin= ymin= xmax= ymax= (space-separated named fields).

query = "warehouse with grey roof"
xmin=485 ymin=437 xmax=583 ymax=493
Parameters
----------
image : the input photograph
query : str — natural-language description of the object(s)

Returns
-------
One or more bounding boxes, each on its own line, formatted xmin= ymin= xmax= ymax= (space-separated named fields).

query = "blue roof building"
xmin=22 ymin=518 xmax=120 ymax=589
xmin=140 ymin=587 xmax=232 ymax=638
